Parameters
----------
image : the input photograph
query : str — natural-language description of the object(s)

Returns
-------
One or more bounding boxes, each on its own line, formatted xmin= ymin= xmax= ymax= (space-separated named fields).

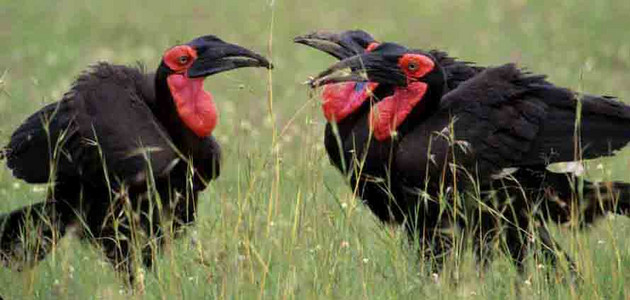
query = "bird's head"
xmin=294 ymin=30 xmax=379 ymax=60
xmin=309 ymin=42 xmax=446 ymax=140
xmin=157 ymin=35 xmax=272 ymax=137
xmin=295 ymin=30 xmax=381 ymax=122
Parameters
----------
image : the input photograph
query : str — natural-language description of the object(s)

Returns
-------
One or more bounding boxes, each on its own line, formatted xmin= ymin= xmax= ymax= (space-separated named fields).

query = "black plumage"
xmin=0 ymin=35 xmax=271 ymax=281
xmin=304 ymin=34 xmax=630 ymax=276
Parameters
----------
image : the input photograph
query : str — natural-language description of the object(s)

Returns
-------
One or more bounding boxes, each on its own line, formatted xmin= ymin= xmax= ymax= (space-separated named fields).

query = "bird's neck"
xmin=154 ymin=74 xmax=197 ymax=145
xmin=154 ymin=72 xmax=217 ymax=142
xmin=166 ymin=74 xmax=217 ymax=137
xmin=395 ymin=81 xmax=444 ymax=136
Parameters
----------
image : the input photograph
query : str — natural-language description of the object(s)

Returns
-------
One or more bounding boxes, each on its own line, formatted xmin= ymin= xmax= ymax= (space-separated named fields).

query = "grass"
xmin=1 ymin=0 xmax=629 ymax=299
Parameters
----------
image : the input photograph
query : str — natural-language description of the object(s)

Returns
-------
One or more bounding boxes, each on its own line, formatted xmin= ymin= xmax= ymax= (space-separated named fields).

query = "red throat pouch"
xmin=321 ymin=82 xmax=379 ymax=122
xmin=167 ymin=74 xmax=218 ymax=137
xmin=369 ymin=82 xmax=427 ymax=141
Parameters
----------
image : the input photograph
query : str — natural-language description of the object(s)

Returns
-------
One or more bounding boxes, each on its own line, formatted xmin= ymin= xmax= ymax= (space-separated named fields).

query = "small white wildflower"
xmin=596 ymin=163 xmax=604 ymax=170
xmin=362 ymin=258 xmax=369 ymax=264
xmin=584 ymin=57 xmax=595 ymax=72
xmin=282 ymin=134 xmax=293 ymax=143
xmin=341 ymin=202 xmax=347 ymax=209
xmin=216 ymin=134 xmax=228 ymax=144
xmin=431 ymin=273 xmax=440 ymax=284
xmin=597 ymin=240 xmax=605 ymax=245
xmin=524 ymin=279 xmax=532 ymax=286
xmin=537 ymin=264 xmax=545 ymax=270
xmin=32 ymin=186 xmax=46 ymax=193
xmin=263 ymin=116 xmax=274 ymax=128
xmin=240 ymin=120 xmax=253 ymax=131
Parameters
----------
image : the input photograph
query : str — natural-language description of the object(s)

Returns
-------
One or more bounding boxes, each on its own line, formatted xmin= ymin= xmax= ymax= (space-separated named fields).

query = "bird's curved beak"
xmin=187 ymin=38 xmax=273 ymax=78
xmin=294 ymin=31 xmax=363 ymax=60
xmin=308 ymin=43 xmax=410 ymax=88
xmin=308 ymin=53 xmax=404 ymax=88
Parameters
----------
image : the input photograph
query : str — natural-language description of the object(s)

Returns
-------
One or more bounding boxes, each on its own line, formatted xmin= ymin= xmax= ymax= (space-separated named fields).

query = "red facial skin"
xmin=164 ymin=45 xmax=218 ymax=137
xmin=321 ymin=42 xmax=381 ymax=123
xmin=365 ymin=42 xmax=380 ymax=52
xmin=369 ymin=82 xmax=428 ymax=141
xmin=369 ymin=53 xmax=435 ymax=141
xmin=322 ymin=82 xmax=379 ymax=122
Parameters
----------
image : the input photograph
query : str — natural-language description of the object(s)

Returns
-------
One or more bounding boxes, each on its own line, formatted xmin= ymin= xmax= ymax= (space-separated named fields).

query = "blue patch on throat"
xmin=354 ymin=82 xmax=366 ymax=92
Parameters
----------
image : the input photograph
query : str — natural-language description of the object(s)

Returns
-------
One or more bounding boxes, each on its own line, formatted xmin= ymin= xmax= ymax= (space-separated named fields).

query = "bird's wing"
xmin=3 ymin=100 xmax=82 ymax=183
xmin=69 ymin=63 xmax=180 ymax=185
xmin=440 ymin=63 xmax=630 ymax=174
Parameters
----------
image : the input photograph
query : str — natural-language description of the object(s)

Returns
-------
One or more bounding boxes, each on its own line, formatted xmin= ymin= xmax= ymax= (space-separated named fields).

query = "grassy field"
xmin=1 ymin=0 xmax=629 ymax=299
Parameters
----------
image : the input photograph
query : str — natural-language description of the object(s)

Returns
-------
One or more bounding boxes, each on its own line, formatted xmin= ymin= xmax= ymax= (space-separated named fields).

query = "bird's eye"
xmin=178 ymin=56 xmax=190 ymax=65
xmin=398 ymin=54 xmax=435 ymax=78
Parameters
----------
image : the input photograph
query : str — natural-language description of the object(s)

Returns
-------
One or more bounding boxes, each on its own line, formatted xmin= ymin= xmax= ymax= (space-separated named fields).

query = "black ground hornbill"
xmin=0 ymin=35 xmax=271 ymax=280
xmin=301 ymin=32 xmax=630 ymax=275
xmin=295 ymin=31 xmax=492 ymax=225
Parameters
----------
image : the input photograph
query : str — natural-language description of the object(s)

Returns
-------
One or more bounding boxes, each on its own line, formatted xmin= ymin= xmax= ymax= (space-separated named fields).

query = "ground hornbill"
xmin=295 ymin=31 xmax=487 ymax=225
xmin=300 ymin=31 xmax=630 ymax=276
xmin=0 ymin=35 xmax=271 ymax=281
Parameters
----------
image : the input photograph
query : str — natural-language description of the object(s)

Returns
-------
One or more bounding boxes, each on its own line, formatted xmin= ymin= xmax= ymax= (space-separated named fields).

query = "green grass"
xmin=1 ymin=0 xmax=629 ymax=299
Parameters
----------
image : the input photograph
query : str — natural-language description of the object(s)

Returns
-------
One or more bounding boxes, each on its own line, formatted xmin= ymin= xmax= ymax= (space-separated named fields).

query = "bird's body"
xmin=391 ymin=63 xmax=630 ymax=271
xmin=0 ymin=36 xmax=271 ymax=281
xmin=321 ymin=52 xmax=486 ymax=224
xmin=393 ymin=63 xmax=629 ymax=190
xmin=295 ymin=32 xmax=486 ymax=224
xmin=303 ymin=33 xmax=630 ymax=275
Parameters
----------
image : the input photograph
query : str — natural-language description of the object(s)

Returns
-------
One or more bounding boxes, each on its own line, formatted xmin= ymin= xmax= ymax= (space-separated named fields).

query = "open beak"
xmin=187 ymin=36 xmax=273 ymax=78
xmin=294 ymin=31 xmax=364 ymax=60
xmin=308 ymin=51 xmax=405 ymax=88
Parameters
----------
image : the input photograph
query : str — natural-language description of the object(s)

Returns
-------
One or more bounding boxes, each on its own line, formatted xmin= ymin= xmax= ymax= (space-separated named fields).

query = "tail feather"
xmin=578 ymin=94 xmax=630 ymax=159
xmin=581 ymin=181 xmax=629 ymax=224
xmin=0 ymin=201 xmax=72 ymax=268
xmin=509 ymin=167 xmax=629 ymax=226
xmin=522 ymin=85 xmax=630 ymax=166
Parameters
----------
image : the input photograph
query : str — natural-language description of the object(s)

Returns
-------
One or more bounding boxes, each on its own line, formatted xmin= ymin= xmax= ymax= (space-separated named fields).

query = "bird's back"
xmin=3 ymin=63 xmax=156 ymax=185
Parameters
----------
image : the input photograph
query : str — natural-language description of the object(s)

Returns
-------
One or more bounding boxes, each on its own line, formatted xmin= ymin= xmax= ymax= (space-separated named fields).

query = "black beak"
xmin=294 ymin=31 xmax=364 ymax=60
xmin=308 ymin=51 xmax=406 ymax=88
xmin=308 ymin=42 xmax=419 ymax=88
xmin=186 ymin=35 xmax=273 ymax=78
